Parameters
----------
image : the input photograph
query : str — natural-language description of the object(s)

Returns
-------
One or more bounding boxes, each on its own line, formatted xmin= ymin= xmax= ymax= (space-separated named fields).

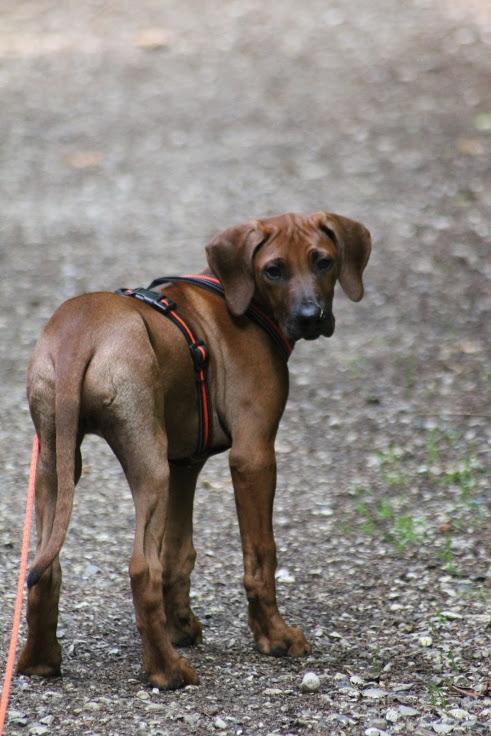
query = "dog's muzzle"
xmin=287 ymin=302 xmax=335 ymax=341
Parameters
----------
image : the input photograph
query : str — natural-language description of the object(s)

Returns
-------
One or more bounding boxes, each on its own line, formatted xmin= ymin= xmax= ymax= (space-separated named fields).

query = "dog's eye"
xmin=263 ymin=264 xmax=284 ymax=281
xmin=316 ymin=257 xmax=333 ymax=272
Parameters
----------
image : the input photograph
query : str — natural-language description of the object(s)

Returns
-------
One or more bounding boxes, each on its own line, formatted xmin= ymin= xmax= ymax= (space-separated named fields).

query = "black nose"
xmin=297 ymin=302 xmax=322 ymax=324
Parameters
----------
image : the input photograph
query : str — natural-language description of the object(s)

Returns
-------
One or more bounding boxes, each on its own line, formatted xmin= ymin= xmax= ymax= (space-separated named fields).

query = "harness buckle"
xmin=189 ymin=340 xmax=209 ymax=372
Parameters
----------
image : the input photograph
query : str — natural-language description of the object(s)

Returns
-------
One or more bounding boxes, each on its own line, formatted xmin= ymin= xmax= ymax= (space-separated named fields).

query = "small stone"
xmin=263 ymin=688 xmax=284 ymax=695
xmin=8 ymin=710 xmax=28 ymax=726
xmin=29 ymin=727 xmax=50 ymax=736
xmin=440 ymin=610 xmax=463 ymax=620
xmin=365 ymin=729 xmax=389 ymax=736
xmin=419 ymin=636 xmax=433 ymax=647
xmin=474 ymin=113 xmax=491 ymax=131
xmin=214 ymin=716 xmax=227 ymax=729
xmin=448 ymin=709 xmax=472 ymax=721
xmin=83 ymin=562 xmax=99 ymax=577
xmin=275 ymin=568 xmax=295 ymax=583
xmin=300 ymin=672 xmax=321 ymax=692
xmin=386 ymin=708 xmax=400 ymax=722
xmin=83 ymin=701 xmax=101 ymax=711
xmin=327 ymin=713 xmax=355 ymax=726
xmin=398 ymin=706 xmax=419 ymax=717
xmin=136 ymin=690 xmax=150 ymax=700
xmin=350 ymin=675 xmax=365 ymax=686
xmin=362 ymin=688 xmax=387 ymax=699
xmin=183 ymin=713 xmax=200 ymax=726
xmin=431 ymin=723 xmax=454 ymax=734
xmin=338 ymin=687 xmax=360 ymax=698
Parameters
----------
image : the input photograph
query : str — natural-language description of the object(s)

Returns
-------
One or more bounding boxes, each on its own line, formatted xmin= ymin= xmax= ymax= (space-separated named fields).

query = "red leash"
xmin=0 ymin=435 xmax=38 ymax=736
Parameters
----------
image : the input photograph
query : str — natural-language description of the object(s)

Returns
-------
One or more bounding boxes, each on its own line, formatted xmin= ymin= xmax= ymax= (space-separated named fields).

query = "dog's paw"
xmin=255 ymin=626 xmax=311 ymax=658
xmin=167 ymin=611 xmax=203 ymax=647
xmin=17 ymin=641 xmax=62 ymax=677
xmin=147 ymin=657 xmax=199 ymax=690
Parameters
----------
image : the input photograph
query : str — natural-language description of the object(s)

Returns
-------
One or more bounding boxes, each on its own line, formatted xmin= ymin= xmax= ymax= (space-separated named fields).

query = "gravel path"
xmin=1 ymin=1 xmax=490 ymax=734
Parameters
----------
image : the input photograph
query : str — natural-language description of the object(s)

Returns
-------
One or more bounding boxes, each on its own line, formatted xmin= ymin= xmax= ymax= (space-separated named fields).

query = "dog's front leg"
xmin=230 ymin=442 xmax=311 ymax=657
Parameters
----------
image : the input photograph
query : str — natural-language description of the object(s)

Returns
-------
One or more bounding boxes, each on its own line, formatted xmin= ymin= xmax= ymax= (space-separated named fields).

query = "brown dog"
xmin=17 ymin=211 xmax=371 ymax=689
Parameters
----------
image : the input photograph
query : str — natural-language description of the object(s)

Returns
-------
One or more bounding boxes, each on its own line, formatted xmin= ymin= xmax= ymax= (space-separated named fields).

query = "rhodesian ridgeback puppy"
xmin=17 ymin=211 xmax=371 ymax=689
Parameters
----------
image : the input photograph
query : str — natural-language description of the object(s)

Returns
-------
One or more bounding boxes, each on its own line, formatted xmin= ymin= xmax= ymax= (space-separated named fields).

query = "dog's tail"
xmin=27 ymin=353 xmax=87 ymax=588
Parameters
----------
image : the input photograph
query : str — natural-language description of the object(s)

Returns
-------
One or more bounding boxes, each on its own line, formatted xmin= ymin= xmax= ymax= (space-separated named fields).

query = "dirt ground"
xmin=1 ymin=1 xmax=490 ymax=734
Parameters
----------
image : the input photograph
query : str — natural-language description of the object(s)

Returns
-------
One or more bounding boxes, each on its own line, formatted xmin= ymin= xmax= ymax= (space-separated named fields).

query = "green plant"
xmin=353 ymin=489 xmax=426 ymax=550
xmin=391 ymin=513 xmax=425 ymax=549
xmin=442 ymin=458 xmax=482 ymax=501
xmin=438 ymin=537 xmax=457 ymax=575
xmin=375 ymin=446 xmax=410 ymax=489
xmin=427 ymin=683 xmax=448 ymax=708
xmin=426 ymin=429 xmax=440 ymax=466
xmin=446 ymin=648 xmax=459 ymax=672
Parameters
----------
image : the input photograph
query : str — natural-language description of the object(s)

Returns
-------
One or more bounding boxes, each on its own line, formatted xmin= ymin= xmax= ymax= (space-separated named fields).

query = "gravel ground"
xmin=1 ymin=1 xmax=490 ymax=734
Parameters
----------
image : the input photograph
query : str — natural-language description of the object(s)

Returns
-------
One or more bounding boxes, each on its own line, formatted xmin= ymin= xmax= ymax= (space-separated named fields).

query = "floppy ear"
xmin=205 ymin=222 xmax=265 ymax=316
xmin=323 ymin=213 xmax=372 ymax=302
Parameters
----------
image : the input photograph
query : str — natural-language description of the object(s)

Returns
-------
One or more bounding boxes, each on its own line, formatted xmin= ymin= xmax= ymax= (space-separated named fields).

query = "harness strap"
xmin=116 ymin=274 xmax=293 ymax=463
xmin=148 ymin=274 xmax=294 ymax=361
xmin=115 ymin=287 xmax=211 ymax=459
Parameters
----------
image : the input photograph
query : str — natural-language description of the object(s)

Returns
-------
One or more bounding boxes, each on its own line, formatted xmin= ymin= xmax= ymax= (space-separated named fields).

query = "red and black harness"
xmin=116 ymin=274 xmax=293 ymax=463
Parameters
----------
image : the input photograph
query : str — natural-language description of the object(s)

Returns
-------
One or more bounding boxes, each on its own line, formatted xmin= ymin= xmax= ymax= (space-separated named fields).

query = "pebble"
xmin=326 ymin=714 xmax=356 ymax=726
xmin=448 ymin=708 xmax=472 ymax=721
xmin=300 ymin=672 xmax=321 ymax=692
xmin=399 ymin=706 xmax=419 ymax=717
xmin=145 ymin=703 xmax=165 ymax=712
xmin=275 ymin=568 xmax=295 ymax=583
xmin=392 ymin=683 xmax=414 ymax=692
xmin=365 ymin=729 xmax=389 ymax=736
xmin=263 ymin=688 xmax=284 ymax=696
xmin=83 ymin=701 xmax=101 ymax=711
xmin=362 ymin=688 xmax=388 ymax=699
xmin=136 ymin=690 xmax=150 ymax=700
xmin=386 ymin=708 xmax=400 ymax=722
xmin=8 ymin=710 xmax=27 ymax=726
xmin=183 ymin=713 xmax=200 ymax=727
xmin=419 ymin=635 xmax=433 ymax=647
xmin=29 ymin=727 xmax=50 ymax=736
xmin=350 ymin=674 xmax=365 ymax=685
xmin=214 ymin=716 xmax=227 ymax=729
xmin=431 ymin=724 xmax=454 ymax=734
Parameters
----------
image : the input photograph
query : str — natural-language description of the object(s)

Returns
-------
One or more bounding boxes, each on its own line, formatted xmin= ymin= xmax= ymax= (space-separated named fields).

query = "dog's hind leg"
xmin=112 ymin=422 xmax=198 ymax=689
xmin=17 ymin=432 xmax=82 ymax=676
xmin=162 ymin=462 xmax=204 ymax=647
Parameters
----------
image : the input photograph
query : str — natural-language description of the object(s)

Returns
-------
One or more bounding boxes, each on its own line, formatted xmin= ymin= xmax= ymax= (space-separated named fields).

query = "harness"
xmin=116 ymin=274 xmax=293 ymax=463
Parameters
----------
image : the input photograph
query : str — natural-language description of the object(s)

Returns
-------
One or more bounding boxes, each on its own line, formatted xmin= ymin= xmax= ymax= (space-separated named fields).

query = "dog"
xmin=17 ymin=211 xmax=371 ymax=689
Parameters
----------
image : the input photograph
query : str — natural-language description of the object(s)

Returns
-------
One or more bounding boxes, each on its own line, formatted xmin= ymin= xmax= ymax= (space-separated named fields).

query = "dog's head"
xmin=206 ymin=211 xmax=371 ymax=342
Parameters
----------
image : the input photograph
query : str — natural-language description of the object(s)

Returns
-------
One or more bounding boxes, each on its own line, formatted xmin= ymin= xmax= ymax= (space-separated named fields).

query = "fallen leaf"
xmin=65 ymin=151 xmax=103 ymax=169
xmin=134 ymin=28 xmax=173 ymax=50
xmin=457 ymin=138 xmax=485 ymax=155
xmin=451 ymin=682 xmax=490 ymax=698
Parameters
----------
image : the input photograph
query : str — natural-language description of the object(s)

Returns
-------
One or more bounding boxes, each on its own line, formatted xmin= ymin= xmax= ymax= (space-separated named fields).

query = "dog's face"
xmin=206 ymin=212 xmax=371 ymax=342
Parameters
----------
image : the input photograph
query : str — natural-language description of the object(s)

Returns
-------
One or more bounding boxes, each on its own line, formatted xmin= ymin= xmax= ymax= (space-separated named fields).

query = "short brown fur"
xmin=18 ymin=211 xmax=371 ymax=689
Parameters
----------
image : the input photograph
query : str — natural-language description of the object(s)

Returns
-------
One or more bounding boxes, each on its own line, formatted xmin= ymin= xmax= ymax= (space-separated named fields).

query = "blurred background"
xmin=0 ymin=1 xmax=490 ymax=734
